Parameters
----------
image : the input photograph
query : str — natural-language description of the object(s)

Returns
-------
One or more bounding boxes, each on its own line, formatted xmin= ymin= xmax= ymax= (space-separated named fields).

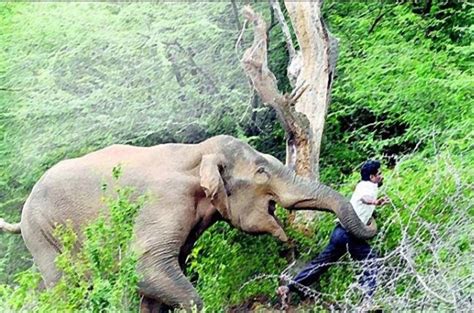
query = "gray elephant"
xmin=0 ymin=135 xmax=376 ymax=310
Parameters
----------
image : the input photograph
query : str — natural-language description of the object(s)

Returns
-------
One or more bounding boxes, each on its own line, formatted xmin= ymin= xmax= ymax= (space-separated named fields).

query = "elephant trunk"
xmin=276 ymin=170 xmax=377 ymax=240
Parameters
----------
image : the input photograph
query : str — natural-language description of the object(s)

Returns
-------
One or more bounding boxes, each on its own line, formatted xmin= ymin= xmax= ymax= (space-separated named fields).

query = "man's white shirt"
xmin=350 ymin=180 xmax=379 ymax=225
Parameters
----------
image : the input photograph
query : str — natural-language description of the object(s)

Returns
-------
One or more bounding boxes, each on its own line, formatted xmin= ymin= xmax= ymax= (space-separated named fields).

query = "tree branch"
xmin=368 ymin=3 xmax=395 ymax=34
xmin=0 ymin=87 xmax=22 ymax=92
xmin=241 ymin=6 xmax=308 ymax=135
xmin=241 ymin=5 xmax=311 ymax=174
xmin=269 ymin=0 xmax=296 ymax=62
xmin=368 ymin=10 xmax=388 ymax=34
xmin=163 ymin=42 xmax=185 ymax=88
xmin=230 ymin=0 xmax=242 ymax=31
xmin=235 ymin=19 xmax=247 ymax=53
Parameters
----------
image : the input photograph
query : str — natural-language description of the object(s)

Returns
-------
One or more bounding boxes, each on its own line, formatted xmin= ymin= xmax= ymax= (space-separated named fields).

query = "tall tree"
xmin=241 ymin=1 xmax=337 ymax=221
xmin=241 ymin=1 xmax=337 ymax=182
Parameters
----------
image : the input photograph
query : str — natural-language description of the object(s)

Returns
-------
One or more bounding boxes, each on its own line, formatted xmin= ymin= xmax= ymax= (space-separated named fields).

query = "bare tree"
xmin=241 ymin=1 xmax=338 ymax=222
xmin=241 ymin=1 xmax=338 ymax=183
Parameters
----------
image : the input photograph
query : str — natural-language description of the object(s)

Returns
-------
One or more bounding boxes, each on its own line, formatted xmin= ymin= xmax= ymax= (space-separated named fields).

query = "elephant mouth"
xmin=268 ymin=200 xmax=283 ymax=226
xmin=268 ymin=200 xmax=276 ymax=216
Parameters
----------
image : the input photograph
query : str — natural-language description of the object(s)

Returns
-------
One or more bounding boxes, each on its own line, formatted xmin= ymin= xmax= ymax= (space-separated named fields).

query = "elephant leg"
xmin=22 ymin=222 xmax=62 ymax=288
xmin=32 ymin=242 xmax=62 ymax=288
xmin=138 ymin=255 xmax=203 ymax=311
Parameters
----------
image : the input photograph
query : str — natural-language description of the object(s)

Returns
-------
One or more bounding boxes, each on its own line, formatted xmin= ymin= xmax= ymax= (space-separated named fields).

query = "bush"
xmin=0 ymin=166 xmax=146 ymax=312
xmin=0 ymin=1 xmax=471 ymax=311
xmin=313 ymin=147 xmax=473 ymax=311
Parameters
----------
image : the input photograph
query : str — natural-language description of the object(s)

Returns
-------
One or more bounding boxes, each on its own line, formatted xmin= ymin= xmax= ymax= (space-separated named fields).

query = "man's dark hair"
xmin=361 ymin=160 xmax=381 ymax=181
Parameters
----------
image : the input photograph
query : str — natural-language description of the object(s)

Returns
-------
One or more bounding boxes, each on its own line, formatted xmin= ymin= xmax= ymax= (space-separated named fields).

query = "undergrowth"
xmin=0 ymin=1 xmax=471 ymax=311
xmin=0 ymin=166 xmax=146 ymax=312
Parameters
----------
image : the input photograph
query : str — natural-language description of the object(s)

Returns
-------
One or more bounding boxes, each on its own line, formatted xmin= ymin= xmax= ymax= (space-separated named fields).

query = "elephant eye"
xmin=255 ymin=166 xmax=270 ymax=184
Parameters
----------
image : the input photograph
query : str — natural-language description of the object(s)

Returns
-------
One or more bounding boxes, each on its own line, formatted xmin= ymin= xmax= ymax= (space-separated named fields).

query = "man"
xmin=277 ymin=160 xmax=390 ymax=306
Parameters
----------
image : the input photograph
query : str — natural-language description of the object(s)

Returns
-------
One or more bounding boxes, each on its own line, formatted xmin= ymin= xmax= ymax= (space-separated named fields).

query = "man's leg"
xmin=287 ymin=225 xmax=348 ymax=293
xmin=347 ymin=237 xmax=378 ymax=298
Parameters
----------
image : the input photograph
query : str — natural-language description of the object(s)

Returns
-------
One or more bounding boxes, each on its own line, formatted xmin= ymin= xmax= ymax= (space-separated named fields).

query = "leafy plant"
xmin=0 ymin=166 xmax=146 ymax=312
xmin=0 ymin=1 xmax=471 ymax=311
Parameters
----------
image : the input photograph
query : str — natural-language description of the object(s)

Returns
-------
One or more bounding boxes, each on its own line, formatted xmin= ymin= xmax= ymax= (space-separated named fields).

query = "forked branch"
xmin=240 ymin=6 xmax=309 ymax=138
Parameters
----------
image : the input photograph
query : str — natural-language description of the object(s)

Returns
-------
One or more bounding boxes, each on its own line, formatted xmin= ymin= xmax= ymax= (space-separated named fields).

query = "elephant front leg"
xmin=138 ymin=254 xmax=203 ymax=311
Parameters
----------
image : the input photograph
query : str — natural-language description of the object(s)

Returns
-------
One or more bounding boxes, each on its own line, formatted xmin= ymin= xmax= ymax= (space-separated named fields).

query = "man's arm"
xmin=361 ymin=195 xmax=390 ymax=206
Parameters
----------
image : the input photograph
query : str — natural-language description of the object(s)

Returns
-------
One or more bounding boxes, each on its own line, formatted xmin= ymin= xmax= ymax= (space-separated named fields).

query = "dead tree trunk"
xmin=284 ymin=1 xmax=338 ymax=180
xmin=241 ymin=1 xmax=338 ymax=222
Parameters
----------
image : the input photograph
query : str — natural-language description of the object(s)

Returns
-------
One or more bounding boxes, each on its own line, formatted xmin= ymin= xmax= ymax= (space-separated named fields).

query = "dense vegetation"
xmin=0 ymin=167 xmax=145 ymax=311
xmin=0 ymin=1 xmax=472 ymax=311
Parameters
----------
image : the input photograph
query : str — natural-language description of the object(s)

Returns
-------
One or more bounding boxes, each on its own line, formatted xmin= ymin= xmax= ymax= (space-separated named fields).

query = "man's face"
xmin=370 ymin=170 xmax=383 ymax=187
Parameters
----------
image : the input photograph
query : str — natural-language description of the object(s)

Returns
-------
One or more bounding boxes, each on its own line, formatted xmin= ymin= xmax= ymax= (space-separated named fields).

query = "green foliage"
xmin=320 ymin=0 xmax=473 ymax=183
xmin=0 ymin=2 xmax=252 ymax=189
xmin=185 ymin=2 xmax=472 ymax=310
xmin=0 ymin=0 xmax=271 ymax=282
xmin=188 ymin=222 xmax=288 ymax=311
xmin=0 ymin=3 xmax=33 ymax=284
xmin=0 ymin=168 xmax=145 ymax=312
xmin=316 ymin=148 xmax=472 ymax=308
xmin=0 ymin=0 xmax=472 ymax=311
xmin=189 ymin=146 xmax=471 ymax=310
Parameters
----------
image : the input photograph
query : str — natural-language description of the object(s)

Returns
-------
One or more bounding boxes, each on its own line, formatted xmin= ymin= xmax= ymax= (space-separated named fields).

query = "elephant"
xmin=0 ymin=135 xmax=376 ymax=310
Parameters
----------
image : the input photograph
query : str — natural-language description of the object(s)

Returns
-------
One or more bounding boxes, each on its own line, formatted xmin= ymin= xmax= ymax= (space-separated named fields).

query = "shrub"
xmin=0 ymin=166 xmax=146 ymax=312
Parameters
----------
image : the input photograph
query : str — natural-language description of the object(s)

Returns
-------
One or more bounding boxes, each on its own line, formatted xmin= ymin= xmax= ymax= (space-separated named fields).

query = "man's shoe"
xmin=276 ymin=286 xmax=290 ymax=310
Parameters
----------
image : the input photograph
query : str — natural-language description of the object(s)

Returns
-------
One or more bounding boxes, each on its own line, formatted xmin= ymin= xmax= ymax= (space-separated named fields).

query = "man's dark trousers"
xmin=288 ymin=224 xmax=378 ymax=297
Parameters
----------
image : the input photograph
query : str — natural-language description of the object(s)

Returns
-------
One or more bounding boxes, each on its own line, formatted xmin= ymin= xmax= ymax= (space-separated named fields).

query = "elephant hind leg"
xmin=22 ymin=222 xmax=62 ymax=288
xmin=37 ymin=254 xmax=62 ymax=289
xmin=138 ymin=256 xmax=202 ymax=311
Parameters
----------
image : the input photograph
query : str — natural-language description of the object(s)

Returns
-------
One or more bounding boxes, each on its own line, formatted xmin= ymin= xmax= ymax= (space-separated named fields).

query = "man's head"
xmin=361 ymin=160 xmax=383 ymax=186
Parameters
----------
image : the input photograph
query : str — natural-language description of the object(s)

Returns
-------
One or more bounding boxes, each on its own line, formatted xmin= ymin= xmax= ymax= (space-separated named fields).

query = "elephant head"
xmin=199 ymin=136 xmax=377 ymax=241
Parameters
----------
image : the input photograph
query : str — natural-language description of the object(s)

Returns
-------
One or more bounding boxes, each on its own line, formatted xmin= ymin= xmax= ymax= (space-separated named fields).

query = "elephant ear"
xmin=199 ymin=154 xmax=230 ymax=219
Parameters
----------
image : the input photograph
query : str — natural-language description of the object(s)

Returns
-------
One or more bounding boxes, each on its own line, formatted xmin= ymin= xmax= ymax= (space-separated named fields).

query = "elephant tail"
xmin=0 ymin=218 xmax=21 ymax=234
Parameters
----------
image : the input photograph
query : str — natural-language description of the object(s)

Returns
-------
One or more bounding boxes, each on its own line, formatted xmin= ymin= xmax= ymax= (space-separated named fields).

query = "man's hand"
xmin=376 ymin=196 xmax=390 ymax=206
xmin=361 ymin=196 xmax=390 ymax=206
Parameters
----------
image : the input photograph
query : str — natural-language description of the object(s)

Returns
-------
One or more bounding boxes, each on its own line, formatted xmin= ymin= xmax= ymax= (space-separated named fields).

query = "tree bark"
xmin=284 ymin=0 xmax=338 ymax=181
xmin=241 ymin=6 xmax=312 ymax=177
